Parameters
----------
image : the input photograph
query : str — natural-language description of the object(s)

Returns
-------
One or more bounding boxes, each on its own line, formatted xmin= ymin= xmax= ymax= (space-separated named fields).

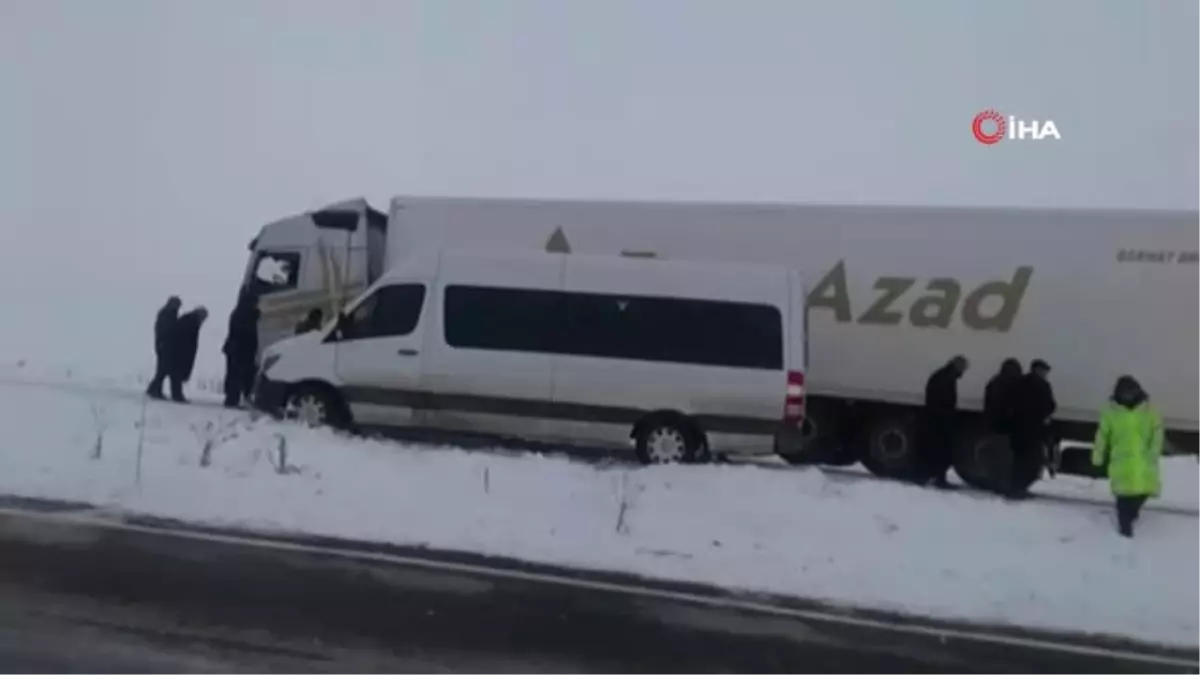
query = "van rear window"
xmin=443 ymin=285 xmax=783 ymax=370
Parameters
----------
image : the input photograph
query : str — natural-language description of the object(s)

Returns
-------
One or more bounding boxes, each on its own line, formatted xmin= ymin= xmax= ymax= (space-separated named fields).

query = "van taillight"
xmin=784 ymin=370 xmax=805 ymax=425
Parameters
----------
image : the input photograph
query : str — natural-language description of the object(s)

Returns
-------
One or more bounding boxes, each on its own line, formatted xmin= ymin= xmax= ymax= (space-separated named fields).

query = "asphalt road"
xmin=0 ymin=507 xmax=1192 ymax=674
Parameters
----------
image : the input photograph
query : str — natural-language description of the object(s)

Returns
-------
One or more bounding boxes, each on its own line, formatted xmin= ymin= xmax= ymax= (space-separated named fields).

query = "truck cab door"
xmin=331 ymin=282 xmax=428 ymax=429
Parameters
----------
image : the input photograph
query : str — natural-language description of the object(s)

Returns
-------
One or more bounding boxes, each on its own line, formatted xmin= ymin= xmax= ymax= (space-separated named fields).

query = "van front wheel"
xmin=285 ymin=385 xmax=348 ymax=429
xmin=634 ymin=417 xmax=700 ymax=465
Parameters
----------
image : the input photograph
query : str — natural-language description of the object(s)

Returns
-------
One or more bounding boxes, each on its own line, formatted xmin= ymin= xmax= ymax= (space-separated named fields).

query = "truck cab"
xmin=242 ymin=198 xmax=386 ymax=355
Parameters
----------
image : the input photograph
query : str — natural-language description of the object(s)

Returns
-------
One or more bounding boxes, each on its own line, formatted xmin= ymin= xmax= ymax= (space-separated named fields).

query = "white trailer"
xmin=241 ymin=196 xmax=1199 ymax=481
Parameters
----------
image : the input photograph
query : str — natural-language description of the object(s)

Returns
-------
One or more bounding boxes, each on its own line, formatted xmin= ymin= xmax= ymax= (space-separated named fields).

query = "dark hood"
xmin=1112 ymin=376 xmax=1148 ymax=409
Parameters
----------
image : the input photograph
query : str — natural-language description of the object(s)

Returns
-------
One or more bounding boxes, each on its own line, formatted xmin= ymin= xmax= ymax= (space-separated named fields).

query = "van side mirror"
xmin=328 ymin=312 xmax=353 ymax=342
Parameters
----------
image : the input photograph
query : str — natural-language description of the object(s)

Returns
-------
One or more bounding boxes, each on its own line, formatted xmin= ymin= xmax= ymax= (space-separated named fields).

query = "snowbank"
xmin=0 ymin=373 xmax=1196 ymax=648
xmin=742 ymin=457 xmax=1200 ymax=515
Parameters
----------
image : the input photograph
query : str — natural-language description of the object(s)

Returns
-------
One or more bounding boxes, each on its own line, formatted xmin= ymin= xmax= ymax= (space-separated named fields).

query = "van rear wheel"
xmin=634 ymin=417 xmax=700 ymax=465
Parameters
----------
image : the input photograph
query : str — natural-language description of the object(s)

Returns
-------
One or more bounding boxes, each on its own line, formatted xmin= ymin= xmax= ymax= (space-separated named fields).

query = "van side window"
xmin=251 ymin=251 xmax=301 ymax=296
xmin=444 ymin=286 xmax=560 ymax=353
xmin=443 ymin=284 xmax=783 ymax=370
xmin=561 ymin=293 xmax=783 ymax=370
xmin=340 ymin=283 xmax=426 ymax=341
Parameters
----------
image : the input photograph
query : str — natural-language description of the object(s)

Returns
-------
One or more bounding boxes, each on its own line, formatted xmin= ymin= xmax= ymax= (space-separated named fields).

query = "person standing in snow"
xmin=146 ymin=295 xmax=182 ymax=400
xmin=1007 ymin=358 xmax=1057 ymax=498
xmin=919 ymin=355 xmax=968 ymax=488
xmin=983 ymin=358 xmax=1023 ymax=434
xmin=168 ymin=306 xmax=209 ymax=403
xmin=222 ymin=288 xmax=260 ymax=408
xmin=984 ymin=358 xmax=1023 ymax=493
xmin=1092 ymin=375 xmax=1163 ymax=538
xmin=294 ymin=308 xmax=324 ymax=335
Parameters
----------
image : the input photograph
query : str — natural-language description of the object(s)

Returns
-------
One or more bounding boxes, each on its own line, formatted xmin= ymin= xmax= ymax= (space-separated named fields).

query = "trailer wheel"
xmin=860 ymin=413 xmax=918 ymax=480
xmin=776 ymin=400 xmax=860 ymax=466
xmin=955 ymin=430 xmax=1010 ymax=491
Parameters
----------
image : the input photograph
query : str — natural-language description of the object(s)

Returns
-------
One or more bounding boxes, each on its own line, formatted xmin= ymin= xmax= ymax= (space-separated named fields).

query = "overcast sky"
xmin=0 ymin=0 xmax=1196 ymax=376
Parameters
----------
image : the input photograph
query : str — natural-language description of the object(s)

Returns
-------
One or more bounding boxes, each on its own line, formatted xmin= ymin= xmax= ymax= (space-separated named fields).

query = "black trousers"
xmin=223 ymin=353 xmax=256 ymax=405
xmin=147 ymin=355 xmax=183 ymax=400
xmin=1116 ymin=495 xmax=1149 ymax=536
xmin=1007 ymin=430 xmax=1044 ymax=496
xmin=919 ymin=415 xmax=956 ymax=482
xmin=147 ymin=358 xmax=168 ymax=396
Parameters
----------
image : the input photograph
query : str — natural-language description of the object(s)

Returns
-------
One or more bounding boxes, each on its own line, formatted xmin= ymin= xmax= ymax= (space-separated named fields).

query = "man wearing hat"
xmin=1008 ymin=359 xmax=1057 ymax=498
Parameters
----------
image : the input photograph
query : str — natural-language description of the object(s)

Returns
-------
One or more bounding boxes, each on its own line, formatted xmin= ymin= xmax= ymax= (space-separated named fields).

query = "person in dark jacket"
xmin=919 ymin=355 xmax=969 ymax=488
xmin=983 ymin=358 xmax=1023 ymax=433
xmin=294 ymin=308 xmax=324 ymax=335
xmin=146 ymin=296 xmax=182 ymax=400
xmin=1007 ymin=358 xmax=1057 ymax=498
xmin=222 ymin=289 xmax=260 ymax=408
xmin=167 ymin=306 xmax=209 ymax=403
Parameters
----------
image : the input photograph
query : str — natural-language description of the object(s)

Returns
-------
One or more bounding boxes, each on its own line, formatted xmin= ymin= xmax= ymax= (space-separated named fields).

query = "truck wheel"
xmin=860 ymin=413 xmax=917 ymax=480
xmin=776 ymin=413 xmax=858 ymax=466
xmin=776 ymin=418 xmax=819 ymax=465
xmin=955 ymin=429 xmax=1010 ymax=491
xmin=284 ymin=384 xmax=349 ymax=429
xmin=634 ymin=415 xmax=701 ymax=465
xmin=775 ymin=399 xmax=861 ymax=467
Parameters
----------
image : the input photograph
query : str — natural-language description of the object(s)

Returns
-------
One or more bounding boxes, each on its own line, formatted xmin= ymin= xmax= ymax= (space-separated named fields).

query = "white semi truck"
xmin=241 ymin=195 xmax=1199 ymax=482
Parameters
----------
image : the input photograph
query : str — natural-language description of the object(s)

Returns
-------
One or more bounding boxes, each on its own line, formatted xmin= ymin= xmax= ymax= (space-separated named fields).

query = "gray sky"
xmin=0 ymin=0 xmax=1196 ymax=376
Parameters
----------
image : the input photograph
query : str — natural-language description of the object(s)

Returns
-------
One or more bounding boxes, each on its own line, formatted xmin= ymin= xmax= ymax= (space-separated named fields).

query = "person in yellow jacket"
xmin=1091 ymin=375 xmax=1163 ymax=538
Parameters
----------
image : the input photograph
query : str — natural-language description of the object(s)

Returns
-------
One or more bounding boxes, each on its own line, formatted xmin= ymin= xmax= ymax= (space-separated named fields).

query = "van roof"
xmin=381 ymin=247 xmax=796 ymax=279
xmin=378 ymin=248 xmax=796 ymax=305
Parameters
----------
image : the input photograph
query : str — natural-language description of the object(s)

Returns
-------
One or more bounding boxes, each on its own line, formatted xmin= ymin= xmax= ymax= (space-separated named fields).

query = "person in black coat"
xmin=222 ymin=289 xmax=261 ymax=408
xmin=167 ymin=306 xmax=209 ymax=403
xmin=983 ymin=358 xmax=1023 ymax=434
xmin=146 ymin=296 xmax=182 ymax=400
xmin=1007 ymin=359 xmax=1057 ymax=498
xmin=920 ymin=355 xmax=969 ymax=488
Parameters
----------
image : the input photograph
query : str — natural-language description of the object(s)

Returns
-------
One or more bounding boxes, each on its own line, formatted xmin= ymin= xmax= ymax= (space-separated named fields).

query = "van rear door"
xmin=786 ymin=270 xmax=808 ymax=424
xmin=789 ymin=270 xmax=808 ymax=378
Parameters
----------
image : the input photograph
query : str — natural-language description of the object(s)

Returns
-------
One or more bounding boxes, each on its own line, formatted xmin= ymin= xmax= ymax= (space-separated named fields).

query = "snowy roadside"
xmin=0 ymin=367 xmax=1196 ymax=649
xmin=4 ymin=359 xmax=1196 ymax=514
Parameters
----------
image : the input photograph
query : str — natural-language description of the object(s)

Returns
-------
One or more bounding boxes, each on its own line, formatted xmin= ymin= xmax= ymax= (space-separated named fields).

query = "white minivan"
xmin=254 ymin=248 xmax=808 ymax=463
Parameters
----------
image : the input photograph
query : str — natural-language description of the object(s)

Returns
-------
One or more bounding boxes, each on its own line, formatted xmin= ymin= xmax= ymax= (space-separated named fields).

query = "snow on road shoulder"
xmin=0 ymin=377 xmax=1196 ymax=649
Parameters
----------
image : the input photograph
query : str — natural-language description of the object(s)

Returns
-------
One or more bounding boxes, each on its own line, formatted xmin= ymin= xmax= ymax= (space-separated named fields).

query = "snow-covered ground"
xmin=5 ymin=360 xmax=1196 ymax=514
xmin=0 ymin=362 xmax=1196 ymax=648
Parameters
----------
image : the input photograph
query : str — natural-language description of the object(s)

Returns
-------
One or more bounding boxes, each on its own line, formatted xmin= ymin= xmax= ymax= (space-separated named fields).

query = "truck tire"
xmin=634 ymin=414 xmax=702 ymax=465
xmin=777 ymin=420 xmax=860 ymax=466
xmin=860 ymin=412 xmax=918 ymax=480
xmin=954 ymin=428 xmax=1010 ymax=491
xmin=776 ymin=401 xmax=860 ymax=466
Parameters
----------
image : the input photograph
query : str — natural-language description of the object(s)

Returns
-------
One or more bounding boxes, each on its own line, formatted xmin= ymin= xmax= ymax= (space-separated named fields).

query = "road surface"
xmin=0 ymin=506 xmax=1192 ymax=673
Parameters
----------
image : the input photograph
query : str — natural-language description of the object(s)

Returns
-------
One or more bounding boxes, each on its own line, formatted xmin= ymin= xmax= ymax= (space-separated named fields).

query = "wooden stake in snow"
xmin=134 ymin=396 xmax=148 ymax=486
